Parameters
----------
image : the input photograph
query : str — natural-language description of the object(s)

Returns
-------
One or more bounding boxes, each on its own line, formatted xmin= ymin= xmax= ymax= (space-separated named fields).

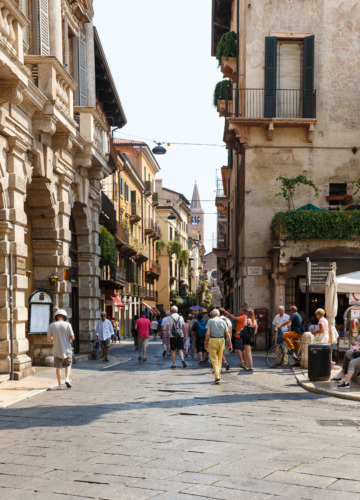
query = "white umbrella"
xmin=325 ymin=269 xmax=338 ymax=344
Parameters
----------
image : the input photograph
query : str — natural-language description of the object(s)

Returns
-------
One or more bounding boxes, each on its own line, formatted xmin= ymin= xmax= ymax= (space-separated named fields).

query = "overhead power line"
xmin=114 ymin=131 xmax=225 ymax=148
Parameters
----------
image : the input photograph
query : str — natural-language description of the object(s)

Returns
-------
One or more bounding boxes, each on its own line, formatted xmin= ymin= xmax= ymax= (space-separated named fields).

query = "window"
xmin=169 ymin=226 xmax=173 ymax=240
xmin=120 ymin=176 xmax=124 ymax=197
xmin=144 ymin=167 xmax=147 ymax=181
xmin=125 ymin=183 xmax=129 ymax=203
xmin=265 ymin=35 xmax=315 ymax=118
xmin=328 ymin=183 xmax=349 ymax=206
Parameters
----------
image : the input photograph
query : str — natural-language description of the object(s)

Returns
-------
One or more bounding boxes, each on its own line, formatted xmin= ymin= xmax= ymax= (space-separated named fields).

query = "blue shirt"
xmin=290 ymin=312 xmax=303 ymax=334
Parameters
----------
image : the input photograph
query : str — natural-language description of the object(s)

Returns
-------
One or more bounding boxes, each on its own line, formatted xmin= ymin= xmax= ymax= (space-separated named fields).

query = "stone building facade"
xmin=212 ymin=0 xmax=360 ymax=347
xmin=0 ymin=0 xmax=126 ymax=377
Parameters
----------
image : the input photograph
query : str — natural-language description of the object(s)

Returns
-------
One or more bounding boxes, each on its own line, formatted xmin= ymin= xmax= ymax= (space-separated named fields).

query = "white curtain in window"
xmin=277 ymin=42 xmax=302 ymax=118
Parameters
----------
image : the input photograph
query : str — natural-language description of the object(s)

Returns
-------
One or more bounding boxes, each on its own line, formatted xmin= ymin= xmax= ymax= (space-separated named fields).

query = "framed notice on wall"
xmin=28 ymin=290 xmax=53 ymax=334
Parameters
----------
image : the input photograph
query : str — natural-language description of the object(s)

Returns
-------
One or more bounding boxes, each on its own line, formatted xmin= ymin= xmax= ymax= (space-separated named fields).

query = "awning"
xmin=142 ymin=301 xmax=160 ymax=315
xmin=110 ymin=295 xmax=124 ymax=308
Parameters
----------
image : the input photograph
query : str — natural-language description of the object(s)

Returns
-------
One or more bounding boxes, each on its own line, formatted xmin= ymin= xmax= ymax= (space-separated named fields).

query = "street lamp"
xmin=48 ymin=273 xmax=59 ymax=287
xmin=152 ymin=142 xmax=167 ymax=155
xmin=168 ymin=214 xmax=176 ymax=220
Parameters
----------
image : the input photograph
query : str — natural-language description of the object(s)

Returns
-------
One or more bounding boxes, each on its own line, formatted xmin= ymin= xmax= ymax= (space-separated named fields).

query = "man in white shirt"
xmin=95 ymin=312 xmax=113 ymax=362
xmin=47 ymin=309 xmax=74 ymax=390
xmin=272 ymin=306 xmax=290 ymax=342
xmin=166 ymin=306 xmax=187 ymax=369
xmin=161 ymin=311 xmax=170 ymax=357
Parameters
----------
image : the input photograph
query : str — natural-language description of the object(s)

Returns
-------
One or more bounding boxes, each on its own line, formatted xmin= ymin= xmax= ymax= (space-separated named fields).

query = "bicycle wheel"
xmin=266 ymin=345 xmax=284 ymax=368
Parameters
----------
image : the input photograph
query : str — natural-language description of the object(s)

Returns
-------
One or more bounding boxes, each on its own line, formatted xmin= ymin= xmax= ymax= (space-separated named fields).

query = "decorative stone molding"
xmin=221 ymin=57 xmax=237 ymax=83
xmin=33 ymin=113 xmax=57 ymax=136
xmin=53 ymin=132 xmax=75 ymax=152
xmin=0 ymin=79 xmax=26 ymax=106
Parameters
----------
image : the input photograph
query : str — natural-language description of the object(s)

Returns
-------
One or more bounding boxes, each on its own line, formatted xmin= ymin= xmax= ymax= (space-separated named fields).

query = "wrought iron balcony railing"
xmin=223 ymin=88 xmax=316 ymax=120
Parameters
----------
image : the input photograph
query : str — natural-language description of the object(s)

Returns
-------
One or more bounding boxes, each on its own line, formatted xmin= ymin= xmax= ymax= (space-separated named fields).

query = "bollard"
xmin=301 ymin=332 xmax=314 ymax=369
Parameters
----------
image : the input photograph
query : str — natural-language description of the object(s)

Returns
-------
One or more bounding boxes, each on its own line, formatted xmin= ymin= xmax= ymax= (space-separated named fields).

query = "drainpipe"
xmin=9 ymin=253 xmax=14 ymax=381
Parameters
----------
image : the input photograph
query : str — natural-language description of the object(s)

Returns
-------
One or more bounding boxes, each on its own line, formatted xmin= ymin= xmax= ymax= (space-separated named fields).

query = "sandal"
xmin=143 ymin=358 xmax=147 ymax=362
xmin=138 ymin=356 xmax=142 ymax=361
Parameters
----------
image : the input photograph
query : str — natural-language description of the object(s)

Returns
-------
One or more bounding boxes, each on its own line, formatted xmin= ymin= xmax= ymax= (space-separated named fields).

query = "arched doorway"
xmin=69 ymin=215 xmax=80 ymax=353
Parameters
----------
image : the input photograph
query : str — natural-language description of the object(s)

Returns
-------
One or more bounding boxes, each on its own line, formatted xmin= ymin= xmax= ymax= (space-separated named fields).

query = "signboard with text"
xmin=310 ymin=262 xmax=333 ymax=285
xmin=247 ymin=266 xmax=263 ymax=276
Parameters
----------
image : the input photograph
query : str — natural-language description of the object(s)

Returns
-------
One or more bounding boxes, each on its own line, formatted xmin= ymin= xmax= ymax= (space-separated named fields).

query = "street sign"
xmin=310 ymin=262 xmax=333 ymax=285
xmin=248 ymin=266 xmax=263 ymax=276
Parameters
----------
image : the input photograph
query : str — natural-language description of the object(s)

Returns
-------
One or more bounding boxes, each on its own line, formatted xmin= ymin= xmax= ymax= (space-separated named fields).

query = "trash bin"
xmin=308 ymin=343 xmax=331 ymax=381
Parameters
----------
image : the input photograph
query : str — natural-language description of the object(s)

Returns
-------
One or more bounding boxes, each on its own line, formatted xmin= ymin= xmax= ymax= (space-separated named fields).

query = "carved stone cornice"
xmin=33 ymin=113 xmax=57 ymax=136
xmin=0 ymin=80 xmax=26 ymax=106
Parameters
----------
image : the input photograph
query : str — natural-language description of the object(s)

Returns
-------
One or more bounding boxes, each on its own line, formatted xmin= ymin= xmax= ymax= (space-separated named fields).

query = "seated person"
xmin=279 ymin=305 xmax=304 ymax=356
xmin=333 ymin=343 xmax=360 ymax=390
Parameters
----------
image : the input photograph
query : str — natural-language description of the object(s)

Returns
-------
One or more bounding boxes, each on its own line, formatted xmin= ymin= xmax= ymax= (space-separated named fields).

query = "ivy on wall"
xmin=99 ymin=225 xmax=117 ymax=268
xmin=271 ymin=210 xmax=360 ymax=240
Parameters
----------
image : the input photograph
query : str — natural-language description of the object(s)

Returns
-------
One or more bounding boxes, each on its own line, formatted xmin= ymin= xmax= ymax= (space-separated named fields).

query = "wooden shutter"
xmin=264 ymin=36 xmax=277 ymax=118
xmin=32 ymin=0 xmax=50 ymax=55
xmin=131 ymin=190 xmax=136 ymax=203
xmin=73 ymin=36 xmax=87 ymax=106
xmin=303 ymin=35 xmax=315 ymax=118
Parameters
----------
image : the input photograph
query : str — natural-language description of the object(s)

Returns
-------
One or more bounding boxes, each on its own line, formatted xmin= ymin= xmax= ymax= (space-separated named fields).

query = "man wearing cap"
xmin=47 ymin=309 xmax=75 ymax=390
xmin=95 ymin=312 xmax=113 ymax=362
xmin=135 ymin=311 xmax=152 ymax=362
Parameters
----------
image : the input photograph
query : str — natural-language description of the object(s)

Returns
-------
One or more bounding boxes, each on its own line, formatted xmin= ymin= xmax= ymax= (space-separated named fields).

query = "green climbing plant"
xmin=156 ymin=239 xmax=165 ymax=256
xmin=99 ymin=225 xmax=117 ymax=268
xmin=187 ymin=294 xmax=197 ymax=307
xmin=275 ymin=175 xmax=320 ymax=209
xmin=178 ymin=249 xmax=189 ymax=269
xmin=167 ymin=237 xmax=182 ymax=260
xmin=271 ymin=209 xmax=360 ymax=240
xmin=216 ymin=31 xmax=237 ymax=66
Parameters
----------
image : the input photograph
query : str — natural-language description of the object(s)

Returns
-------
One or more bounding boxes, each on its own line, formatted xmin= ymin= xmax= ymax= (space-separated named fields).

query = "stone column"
xmin=84 ymin=22 xmax=96 ymax=108
xmin=49 ymin=0 xmax=63 ymax=63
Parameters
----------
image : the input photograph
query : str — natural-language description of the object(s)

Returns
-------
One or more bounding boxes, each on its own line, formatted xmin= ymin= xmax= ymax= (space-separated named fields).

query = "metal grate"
xmin=317 ymin=420 xmax=360 ymax=427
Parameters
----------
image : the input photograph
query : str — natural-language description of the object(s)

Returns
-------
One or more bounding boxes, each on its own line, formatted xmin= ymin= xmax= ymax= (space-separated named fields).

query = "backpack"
xmin=171 ymin=315 xmax=183 ymax=339
xmin=196 ymin=320 xmax=207 ymax=339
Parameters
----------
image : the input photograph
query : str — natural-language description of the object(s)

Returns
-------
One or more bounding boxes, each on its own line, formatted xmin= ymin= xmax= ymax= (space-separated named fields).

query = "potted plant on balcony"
xmin=216 ymin=31 xmax=237 ymax=66
xmin=216 ymin=31 xmax=237 ymax=82
xmin=213 ymin=80 xmax=232 ymax=116
xmin=156 ymin=239 xmax=165 ymax=256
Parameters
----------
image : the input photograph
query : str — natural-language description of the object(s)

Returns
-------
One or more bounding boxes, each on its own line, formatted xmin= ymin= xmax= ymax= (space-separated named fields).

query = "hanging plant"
xmin=213 ymin=79 xmax=232 ymax=107
xmin=99 ymin=225 xmax=117 ymax=268
xmin=156 ymin=239 xmax=165 ymax=256
xmin=216 ymin=31 xmax=237 ymax=66
xmin=178 ymin=249 xmax=189 ymax=269
xmin=120 ymin=219 xmax=131 ymax=232
xmin=167 ymin=238 xmax=182 ymax=260
xmin=188 ymin=294 xmax=197 ymax=307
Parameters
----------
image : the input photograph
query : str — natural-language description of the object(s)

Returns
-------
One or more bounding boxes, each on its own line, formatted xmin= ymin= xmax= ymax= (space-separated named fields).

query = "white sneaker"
xmin=65 ymin=379 xmax=72 ymax=388
xmin=57 ymin=385 xmax=63 ymax=390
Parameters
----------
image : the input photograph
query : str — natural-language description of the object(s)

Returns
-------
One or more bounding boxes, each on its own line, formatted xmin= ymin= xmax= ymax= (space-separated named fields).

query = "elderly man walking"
xmin=47 ymin=309 xmax=74 ymax=390
xmin=95 ymin=312 xmax=113 ymax=362
xmin=166 ymin=306 xmax=187 ymax=369
xmin=204 ymin=309 xmax=233 ymax=384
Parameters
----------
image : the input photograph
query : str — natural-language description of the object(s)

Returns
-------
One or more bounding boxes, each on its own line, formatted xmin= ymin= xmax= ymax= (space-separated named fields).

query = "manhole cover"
xmin=317 ymin=419 xmax=360 ymax=427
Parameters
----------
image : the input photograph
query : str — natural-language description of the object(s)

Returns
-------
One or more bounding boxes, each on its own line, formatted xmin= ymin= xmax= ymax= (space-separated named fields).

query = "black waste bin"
xmin=308 ymin=343 xmax=331 ymax=381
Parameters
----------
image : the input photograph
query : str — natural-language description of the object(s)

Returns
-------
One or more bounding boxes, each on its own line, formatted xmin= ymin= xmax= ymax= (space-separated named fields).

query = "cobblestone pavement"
xmin=1 ymin=339 xmax=360 ymax=499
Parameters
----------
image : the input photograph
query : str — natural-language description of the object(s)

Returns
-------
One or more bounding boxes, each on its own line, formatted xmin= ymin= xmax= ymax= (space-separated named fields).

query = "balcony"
xmin=100 ymin=265 xmax=127 ymax=289
xmin=152 ymin=192 xmax=159 ymax=206
xmin=73 ymin=106 xmax=109 ymax=171
xmin=145 ymin=288 xmax=158 ymax=301
xmin=100 ymin=192 xmax=117 ymax=234
xmin=144 ymin=180 xmax=153 ymax=197
xmin=222 ymin=88 xmax=317 ymax=144
xmin=215 ymin=177 xmax=228 ymax=212
xmin=213 ymin=226 xmax=228 ymax=259
xmin=135 ymin=243 xmax=149 ymax=263
xmin=144 ymin=219 xmax=162 ymax=240
xmin=0 ymin=0 xmax=29 ymax=100
xmin=146 ymin=261 xmax=161 ymax=279
xmin=130 ymin=202 xmax=141 ymax=223
xmin=117 ymin=225 xmax=138 ymax=257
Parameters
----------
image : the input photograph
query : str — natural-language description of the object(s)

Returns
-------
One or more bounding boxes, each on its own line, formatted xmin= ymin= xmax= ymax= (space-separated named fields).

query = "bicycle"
xmin=266 ymin=338 xmax=302 ymax=368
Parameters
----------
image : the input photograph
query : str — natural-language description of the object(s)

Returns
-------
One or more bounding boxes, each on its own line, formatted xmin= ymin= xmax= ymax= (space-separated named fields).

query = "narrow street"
xmin=0 ymin=341 xmax=359 ymax=499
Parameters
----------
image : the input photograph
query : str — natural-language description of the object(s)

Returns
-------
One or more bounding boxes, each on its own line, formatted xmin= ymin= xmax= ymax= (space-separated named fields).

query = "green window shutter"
xmin=33 ymin=0 xmax=50 ymax=55
xmin=303 ymin=35 xmax=315 ymax=118
xmin=264 ymin=36 xmax=277 ymax=118
xmin=73 ymin=37 xmax=87 ymax=106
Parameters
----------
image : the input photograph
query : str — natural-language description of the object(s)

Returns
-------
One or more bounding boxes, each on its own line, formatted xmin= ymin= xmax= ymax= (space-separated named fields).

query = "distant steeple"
xmin=191 ymin=183 xmax=202 ymax=210
xmin=189 ymin=182 xmax=205 ymax=244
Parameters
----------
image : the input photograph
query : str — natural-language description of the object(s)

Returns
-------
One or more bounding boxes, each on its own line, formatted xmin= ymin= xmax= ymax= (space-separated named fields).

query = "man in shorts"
xmin=135 ymin=310 xmax=152 ymax=362
xmin=95 ymin=312 xmax=113 ymax=361
xmin=166 ymin=306 xmax=187 ymax=369
xmin=47 ymin=309 xmax=74 ymax=390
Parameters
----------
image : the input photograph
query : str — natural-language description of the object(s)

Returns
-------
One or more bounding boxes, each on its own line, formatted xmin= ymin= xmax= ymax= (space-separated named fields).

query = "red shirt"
xmin=135 ymin=318 xmax=151 ymax=338
xmin=235 ymin=315 xmax=247 ymax=338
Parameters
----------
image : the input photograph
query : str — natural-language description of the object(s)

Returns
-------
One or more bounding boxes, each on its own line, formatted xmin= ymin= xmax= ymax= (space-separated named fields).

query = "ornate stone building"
xmin=0 ymin=0 xmax=126 ymax=378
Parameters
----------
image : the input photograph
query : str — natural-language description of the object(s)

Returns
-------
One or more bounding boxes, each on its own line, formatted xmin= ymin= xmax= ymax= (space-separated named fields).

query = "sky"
xmin=94 ymin=0 xmax=227 ymax=252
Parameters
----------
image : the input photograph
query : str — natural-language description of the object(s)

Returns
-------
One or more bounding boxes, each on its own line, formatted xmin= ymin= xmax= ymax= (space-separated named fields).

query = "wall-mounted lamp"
xmin=49 ymin=273 xmax=60 ymax=287
xmin=25 ymin=269 xmax=32 ymax=278
xmin=168 ymin=214 xmax=176 ymax=220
